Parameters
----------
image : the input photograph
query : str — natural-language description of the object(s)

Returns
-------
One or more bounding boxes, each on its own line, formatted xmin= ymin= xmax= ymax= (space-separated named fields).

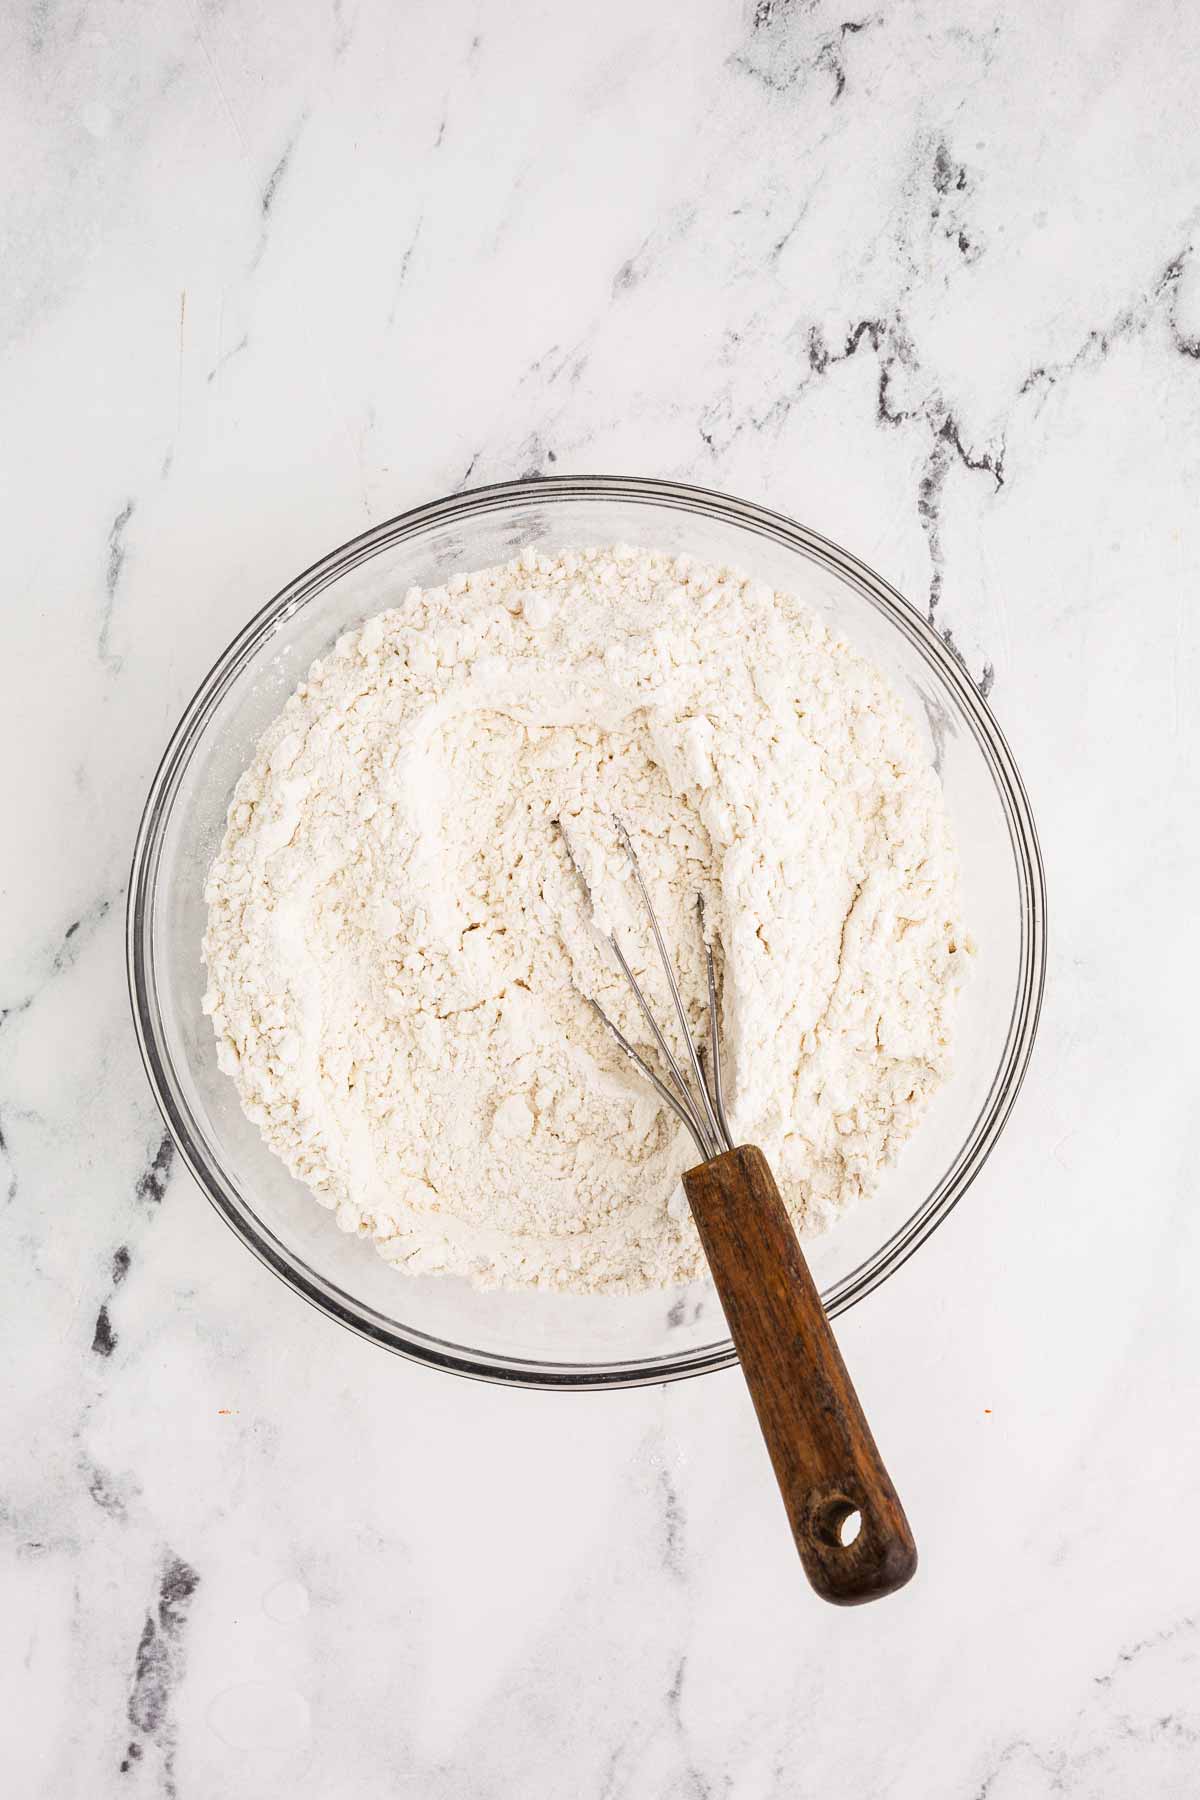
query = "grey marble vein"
xmin=100 ymin=503 xmax=135 ymax=671
xmin=2 ymin=896 xmax=113 ymax=1027
xmin=120 ymin=1556 xmax=201 ymax=1794
xmin=135 ymin=1133 xmax=175 ymax=1208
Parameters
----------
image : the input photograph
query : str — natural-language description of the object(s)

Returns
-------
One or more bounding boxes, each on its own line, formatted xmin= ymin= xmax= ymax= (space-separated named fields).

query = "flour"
xmin=202 ymin=544 xmax=970 ymax=1293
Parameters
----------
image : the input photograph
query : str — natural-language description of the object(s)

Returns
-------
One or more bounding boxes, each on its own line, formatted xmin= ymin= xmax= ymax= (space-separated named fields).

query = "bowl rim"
xmin=127 ymin=473 xmax=1046 ymax=1391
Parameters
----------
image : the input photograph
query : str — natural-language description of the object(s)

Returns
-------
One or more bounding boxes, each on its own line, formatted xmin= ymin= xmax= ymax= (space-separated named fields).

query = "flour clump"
xmin=202 ymin=545 xmax=970 ymax=1293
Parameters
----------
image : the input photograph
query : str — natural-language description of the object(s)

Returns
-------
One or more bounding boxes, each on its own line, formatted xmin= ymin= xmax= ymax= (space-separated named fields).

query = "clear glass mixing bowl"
xmin=127 ymin=476 xmax=1045 ymax=1389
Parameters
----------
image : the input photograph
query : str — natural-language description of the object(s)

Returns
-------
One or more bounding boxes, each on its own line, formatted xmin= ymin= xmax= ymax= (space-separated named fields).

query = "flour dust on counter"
xmin=202 ymin=545 xmax=970 ymax=1293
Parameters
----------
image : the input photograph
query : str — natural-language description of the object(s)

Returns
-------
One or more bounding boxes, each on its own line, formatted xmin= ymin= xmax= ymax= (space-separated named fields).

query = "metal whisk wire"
xmin=556 ymin=815 xmax=734 ymax=1164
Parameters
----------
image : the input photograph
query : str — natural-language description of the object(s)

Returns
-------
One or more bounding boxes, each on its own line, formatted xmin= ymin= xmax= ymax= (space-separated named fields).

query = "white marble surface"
xmin=3 ymin=0 xmax=1199 ymax=1793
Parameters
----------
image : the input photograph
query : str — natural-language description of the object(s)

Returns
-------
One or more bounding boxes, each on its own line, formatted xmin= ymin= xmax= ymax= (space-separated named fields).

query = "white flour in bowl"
xmin=202 ymin=545 xmax=970 ymax=1293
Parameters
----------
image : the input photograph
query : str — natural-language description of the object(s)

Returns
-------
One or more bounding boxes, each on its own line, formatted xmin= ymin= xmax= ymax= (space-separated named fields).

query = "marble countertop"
xmin=4 ymin=1 xmax=1198 ymax=1794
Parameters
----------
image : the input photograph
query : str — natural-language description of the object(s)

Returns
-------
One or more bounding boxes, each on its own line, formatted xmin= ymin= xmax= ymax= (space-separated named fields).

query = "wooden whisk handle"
xmin=683 ymin=1145 xmax=917 ymax=1606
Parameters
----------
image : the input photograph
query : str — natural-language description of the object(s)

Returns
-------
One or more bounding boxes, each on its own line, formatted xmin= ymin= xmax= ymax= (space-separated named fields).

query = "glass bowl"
xmin=127 ymin=476 xmax=1045 ymax=1389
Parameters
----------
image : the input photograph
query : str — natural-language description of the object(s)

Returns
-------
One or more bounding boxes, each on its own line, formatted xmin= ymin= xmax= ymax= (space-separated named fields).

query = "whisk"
xmin=559 ymin=816 xmax=917 ymax=1607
